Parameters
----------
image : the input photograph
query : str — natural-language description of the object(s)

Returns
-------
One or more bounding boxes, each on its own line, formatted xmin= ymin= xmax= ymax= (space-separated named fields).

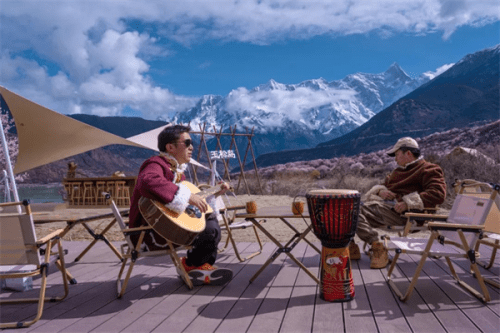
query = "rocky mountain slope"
xmin=254 ymin=120 xmax=500 ymax=182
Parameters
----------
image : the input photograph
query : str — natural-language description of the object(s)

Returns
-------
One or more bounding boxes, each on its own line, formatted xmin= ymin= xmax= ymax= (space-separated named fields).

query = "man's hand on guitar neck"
xmin=215 ymin=182 xmax=231 ymax=197
xmin=189 ymin=194 xmax=208 ymax=213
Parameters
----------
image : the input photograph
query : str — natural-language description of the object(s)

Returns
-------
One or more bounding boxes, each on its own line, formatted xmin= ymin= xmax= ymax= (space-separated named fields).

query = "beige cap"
xmin=387 ymin=137 xmax=419 ymax=156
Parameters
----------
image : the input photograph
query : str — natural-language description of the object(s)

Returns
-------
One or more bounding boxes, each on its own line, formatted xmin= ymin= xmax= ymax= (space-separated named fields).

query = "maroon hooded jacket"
xmin=129 ymin=155 xmax=187 ymax=229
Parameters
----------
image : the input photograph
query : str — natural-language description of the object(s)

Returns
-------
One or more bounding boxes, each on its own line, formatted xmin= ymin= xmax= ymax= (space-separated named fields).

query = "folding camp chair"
xmin=198 ymin=184 xmax=264 ymax=262
xmin=108 ymin=196 xmax=193 ymax=298
xmin=0 ymin=201 xmax=70 ymax=328
xmin=457 ymin=180 xmax=500 ymax=288
xmin=218 ymin=198 xmax=264 ymax=262
xmin=385 ymin=190 xmax=497 ymax=303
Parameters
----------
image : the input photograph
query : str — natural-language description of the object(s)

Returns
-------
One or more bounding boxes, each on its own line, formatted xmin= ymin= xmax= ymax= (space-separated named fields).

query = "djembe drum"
xmin=306 ymin=189 xmax=361 ymax=302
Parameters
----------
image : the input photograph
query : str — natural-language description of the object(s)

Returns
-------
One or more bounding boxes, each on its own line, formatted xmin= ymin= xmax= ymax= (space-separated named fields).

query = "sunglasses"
xmin=176 ymin=139 xmax=192 ymax=147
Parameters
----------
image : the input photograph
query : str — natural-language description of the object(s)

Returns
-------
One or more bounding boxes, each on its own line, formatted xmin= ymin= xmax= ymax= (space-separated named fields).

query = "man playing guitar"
xmin=129 ymin=124 xmax=232 ymax=286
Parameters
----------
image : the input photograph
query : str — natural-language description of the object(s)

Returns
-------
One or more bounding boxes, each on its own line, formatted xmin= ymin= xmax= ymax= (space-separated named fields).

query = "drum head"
xmin=307 ymin=189 xmax=359 ymax=196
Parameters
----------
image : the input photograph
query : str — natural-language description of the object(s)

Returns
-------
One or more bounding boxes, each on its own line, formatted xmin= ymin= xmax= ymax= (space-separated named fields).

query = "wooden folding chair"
xmin=218 ymin=201 xmax=264 ymax=262
xmin=0 ymin=201 xmax=70 ymax=328
xmin=108 ymin=197 xmax=193 ymax=298
xmin=385 ymin=190 xmax=497 ymax=303
xmin=458 ymin=180 xmax=500 ymax=289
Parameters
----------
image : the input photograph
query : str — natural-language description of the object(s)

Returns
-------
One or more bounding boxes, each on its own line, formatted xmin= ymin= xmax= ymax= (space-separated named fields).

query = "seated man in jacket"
xmin=350 ymin=137 xmax=446 ymax=269
xmin=129 ymin=124 xmax=232 ymax=286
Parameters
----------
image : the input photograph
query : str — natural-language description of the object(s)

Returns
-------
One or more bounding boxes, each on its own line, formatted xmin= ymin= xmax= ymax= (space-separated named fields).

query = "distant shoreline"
xmin=0 ymin=182 xmax=63 ymax=188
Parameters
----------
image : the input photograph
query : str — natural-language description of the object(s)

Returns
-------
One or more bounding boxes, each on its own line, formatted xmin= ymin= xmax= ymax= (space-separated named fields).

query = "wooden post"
xmin=230 ymin=125 xmax=251 ymax=195
xmin=247 ymin=127 xmax=263 ymax=195
xmin=212 ymin=125 xmax=232 ymax=182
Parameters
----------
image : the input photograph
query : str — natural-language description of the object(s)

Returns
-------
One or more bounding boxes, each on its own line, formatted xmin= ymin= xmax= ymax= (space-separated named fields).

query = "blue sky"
xmin=159 ymin=23 xmax=500 ymax=96
xmin=1 ymin=1 xmax=499 ymax=120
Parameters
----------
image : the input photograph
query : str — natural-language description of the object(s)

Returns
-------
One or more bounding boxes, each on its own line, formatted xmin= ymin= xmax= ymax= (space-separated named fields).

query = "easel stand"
xmin=190 ymin=123 xmax=263 ymax=195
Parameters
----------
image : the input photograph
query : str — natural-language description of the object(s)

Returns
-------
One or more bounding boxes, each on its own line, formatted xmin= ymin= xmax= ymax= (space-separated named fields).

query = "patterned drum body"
xmin=306 ymin=189 xmax=361 ymax=248
xmin=306 ymin=189 xmax=361 ymax=302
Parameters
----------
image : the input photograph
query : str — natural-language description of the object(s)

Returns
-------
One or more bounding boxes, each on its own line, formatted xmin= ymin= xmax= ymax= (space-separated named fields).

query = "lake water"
xmin=0 ymin=184 xmax=65 ymax=203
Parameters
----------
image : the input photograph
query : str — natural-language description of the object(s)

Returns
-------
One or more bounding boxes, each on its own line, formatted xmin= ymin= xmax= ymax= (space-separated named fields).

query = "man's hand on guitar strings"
xmin=189 ymin=193 xmax=208 ymax=213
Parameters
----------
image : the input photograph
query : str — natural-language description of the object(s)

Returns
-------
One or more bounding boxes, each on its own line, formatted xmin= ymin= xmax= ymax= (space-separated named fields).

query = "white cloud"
xmin=0 ymin=0 xmax=497 ymax=119
xmin=422 ymin=63 xmax=455 ymax=79
xmin=225 ymin=85 xmax=358 ymax=126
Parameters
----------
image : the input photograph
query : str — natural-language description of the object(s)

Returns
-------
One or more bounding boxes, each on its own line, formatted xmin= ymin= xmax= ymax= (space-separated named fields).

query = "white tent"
xmin=127 ymin=125 xmax=208 ymax=170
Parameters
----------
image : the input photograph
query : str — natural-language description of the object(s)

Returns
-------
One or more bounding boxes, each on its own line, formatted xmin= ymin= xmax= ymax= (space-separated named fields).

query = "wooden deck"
xmin=1 ymin=240 xmax=499 ymax=332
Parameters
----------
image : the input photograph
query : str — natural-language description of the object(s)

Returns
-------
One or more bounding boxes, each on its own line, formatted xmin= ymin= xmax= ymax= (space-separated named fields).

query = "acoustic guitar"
xmin=138 ymin=181 xmax=227 ymax=246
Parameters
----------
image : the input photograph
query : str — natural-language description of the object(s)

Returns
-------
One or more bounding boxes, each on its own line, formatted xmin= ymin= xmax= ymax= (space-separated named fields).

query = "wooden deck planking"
xmin=214 ymin=243 xmax=286 ymax=333
xmin=121 ymin=242 xmax=271 ymax=333
xmin=370 ymin=254 xmax=447 ymax=333
xmin=422 ymin=255 xmax=500 ymax=332
xmin=245 ymin=242 xmax=309 ymax=333
xmin=184 ymin=243 xmax=276 ymax=333
xmin=392 ymin=252 xmax=479 ymax=333
xmin=404 ymin=250 xmax=499 ymax=332
xmin=243 ymin=242 xmax=308 ymax=333
xmin=149 ymin=243 xmax=255 ymax=333
xmin=58 ymin=258 xmax=179 ymax=332
xmin=357 ymin=255 xmax=413 ymax=333
xmin=24 ymin=242 xmax=155 ymax=332
xmin=341 ymin=260 xmax=379 ymax=333
xmin=0 ymin=241 xmax=120 ymax=321
xmin=1 ymin=239 xmax=500 ymax=332
xmin=279 ymin=244 xmax=319 ymax=333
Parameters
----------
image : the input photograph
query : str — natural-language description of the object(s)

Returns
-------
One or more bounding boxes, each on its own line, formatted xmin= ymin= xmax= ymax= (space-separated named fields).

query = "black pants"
xmin=185 ymin=213 xmax=221 ymax=267
xmin=133 ymin=213 xmax=221 ymax=267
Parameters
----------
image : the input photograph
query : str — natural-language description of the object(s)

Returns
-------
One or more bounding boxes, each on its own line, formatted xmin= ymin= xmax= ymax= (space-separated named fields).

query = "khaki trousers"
xmin=356 ymin=201 xmax=406 ymax=244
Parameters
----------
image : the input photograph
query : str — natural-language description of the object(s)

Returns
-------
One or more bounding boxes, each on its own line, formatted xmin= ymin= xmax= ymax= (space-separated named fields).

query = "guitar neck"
xmin=198 ymin=184 xmax=223 ymax=199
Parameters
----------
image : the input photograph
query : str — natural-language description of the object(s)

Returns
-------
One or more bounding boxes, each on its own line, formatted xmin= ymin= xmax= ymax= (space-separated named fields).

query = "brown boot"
xmin=369 ymin=241 xmax=389 ymax=269
xmin=349 ymin=241 xmax=361 ymax=260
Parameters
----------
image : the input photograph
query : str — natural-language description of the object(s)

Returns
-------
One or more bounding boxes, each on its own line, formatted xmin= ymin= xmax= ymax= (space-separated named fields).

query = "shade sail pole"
xmin=0 ymin=117 xmax=21 ymax=212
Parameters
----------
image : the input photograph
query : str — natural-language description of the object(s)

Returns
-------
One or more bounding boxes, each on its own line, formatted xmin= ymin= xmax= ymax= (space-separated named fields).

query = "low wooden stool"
xmin=115 ymin=180 xmax=130 ymax=206
xmin=94 ymin=181 xmax=106 ymax=205
xmin=63 ymin=182 xmax=73 ymax=204
xmin=82 ymin=182 xmax=95 ymax=206
xmin=106 ymin=181 xmax=116 ymax=204
xmin=71 ymin=182 xmax=82 ymax=206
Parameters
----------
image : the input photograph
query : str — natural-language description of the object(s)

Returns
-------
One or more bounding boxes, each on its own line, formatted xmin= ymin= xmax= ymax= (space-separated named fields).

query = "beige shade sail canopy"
xmin=0 ymin=86 xmax=153 ymax=174
xmin=1 ymin=86 xmax=209 ymax=174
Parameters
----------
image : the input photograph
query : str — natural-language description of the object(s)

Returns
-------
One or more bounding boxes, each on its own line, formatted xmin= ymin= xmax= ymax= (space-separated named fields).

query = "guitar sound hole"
xmin=185 ymin=205 xmax=202 ymax=218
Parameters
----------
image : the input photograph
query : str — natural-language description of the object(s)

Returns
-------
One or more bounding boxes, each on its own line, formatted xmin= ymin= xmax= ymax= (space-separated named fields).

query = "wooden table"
xmin=236 ymin=206 xmax=321 ymax=285
xmin=34 ymin=209 xmax=129 ymax=263
xmin=63 ymin=176 xmax=136 ymax=207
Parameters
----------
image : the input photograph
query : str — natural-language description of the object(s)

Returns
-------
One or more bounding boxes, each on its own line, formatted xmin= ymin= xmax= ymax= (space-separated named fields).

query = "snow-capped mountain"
xmin=168 ymin=63 xmax=431 ymax=156
xmin=252 ymin=44 xmax=500 ymax=168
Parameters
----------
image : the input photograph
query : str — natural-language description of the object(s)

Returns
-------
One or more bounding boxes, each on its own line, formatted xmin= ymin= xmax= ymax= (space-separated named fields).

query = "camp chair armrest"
xmin=427 ymin=221 xmax=485 ymax=231
xmin=36 ymin=228 xmax=65 ymax=245
xmin=220 ymin=205 xmax=246 ymax=213
xmin=122 ymin=226 xmax=153 ymax=234
xmin=0 ymin=201 xmax=24 ymax=208
xmin=404 ymin=212 xmax=448 ymax=219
